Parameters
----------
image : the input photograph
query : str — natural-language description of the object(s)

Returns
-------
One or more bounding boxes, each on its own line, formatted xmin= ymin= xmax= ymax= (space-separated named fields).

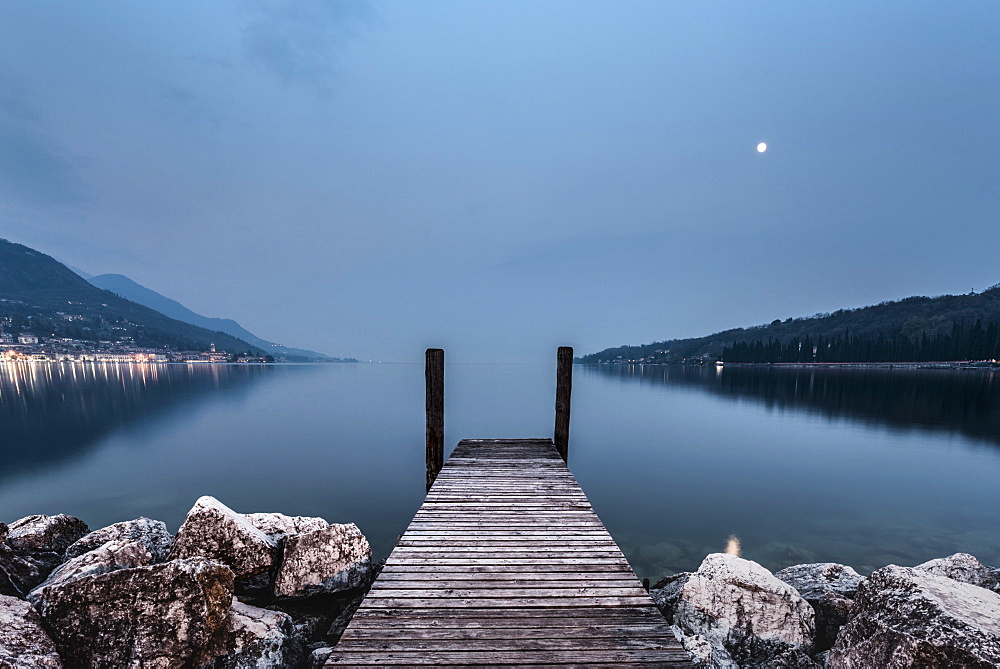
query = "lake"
xmin=1 ymin=361 xmax=998 ymax=581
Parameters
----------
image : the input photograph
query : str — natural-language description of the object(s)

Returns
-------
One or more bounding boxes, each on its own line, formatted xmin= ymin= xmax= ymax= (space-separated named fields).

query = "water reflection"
xmin=3 ymin=362 xmax=998 ymax=584
xmin=0 ymin=362 xmax=272 ymax=481
xmin=575 ymin=363 xmax=1000 ymax=578
xmin=589 ymin=364 xmax=1000 ymax=446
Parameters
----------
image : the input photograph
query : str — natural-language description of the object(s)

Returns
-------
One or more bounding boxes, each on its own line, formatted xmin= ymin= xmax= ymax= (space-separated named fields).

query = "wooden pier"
xmin=327 ymin=438 xmax=691 ymax=666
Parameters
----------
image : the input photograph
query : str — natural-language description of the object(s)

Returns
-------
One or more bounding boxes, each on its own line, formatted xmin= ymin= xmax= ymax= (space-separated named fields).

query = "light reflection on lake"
xmin=0 ymin=361 xmax=997 ymax=581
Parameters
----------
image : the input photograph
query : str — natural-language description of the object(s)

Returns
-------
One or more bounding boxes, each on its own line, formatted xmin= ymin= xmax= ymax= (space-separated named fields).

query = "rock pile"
xmin=652 ymin=553 xmax=816 ymax=667
xmin=6 ymin=501 xmax=999 ymax=668
xmin=0 ymin=497 xmax=372 ymax=667
xmin=651 ymin=551 xmax=1000 ymax=668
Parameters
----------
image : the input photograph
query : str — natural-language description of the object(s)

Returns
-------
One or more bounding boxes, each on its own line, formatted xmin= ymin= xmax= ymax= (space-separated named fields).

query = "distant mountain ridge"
xmin=0 ymin=238 xmax=264 ymax=354
xmin=86 ymin=273 xmax=334 ymax=362
xmin=582 ymin=284 xmax=1000 ymax=364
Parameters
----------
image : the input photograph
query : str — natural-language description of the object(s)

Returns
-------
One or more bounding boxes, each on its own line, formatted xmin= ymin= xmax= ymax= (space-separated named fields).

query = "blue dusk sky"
xmin=1 ymin=2 xmax=998 ymax=361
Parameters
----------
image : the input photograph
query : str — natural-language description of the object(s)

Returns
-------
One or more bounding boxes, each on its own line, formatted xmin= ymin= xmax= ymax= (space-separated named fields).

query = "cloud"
xmin=241 ymin=0 xmax=376 ymax=86
xmin=0 ymin=89 xmax=85 ymax=207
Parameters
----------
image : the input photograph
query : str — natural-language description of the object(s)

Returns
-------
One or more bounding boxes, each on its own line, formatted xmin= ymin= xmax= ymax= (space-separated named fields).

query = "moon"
xmin=757 ymin=142 xmax=767 ymax=153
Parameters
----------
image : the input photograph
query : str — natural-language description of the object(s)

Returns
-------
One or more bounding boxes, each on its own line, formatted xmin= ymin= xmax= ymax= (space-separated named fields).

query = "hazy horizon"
xmin=3 ymin=2 xmax=998 ymax=362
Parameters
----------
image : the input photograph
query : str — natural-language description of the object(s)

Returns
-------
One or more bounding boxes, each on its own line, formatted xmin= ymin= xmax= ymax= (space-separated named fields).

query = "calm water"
xmin=1 ymin=361 xmax=998 ymax=581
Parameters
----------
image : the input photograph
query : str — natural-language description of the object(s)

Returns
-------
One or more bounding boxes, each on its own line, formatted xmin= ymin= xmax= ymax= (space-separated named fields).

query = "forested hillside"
xmin=581 ymin=286 xmax=1000 ymax=364
xmin=0 ymin=239 xmax=264 ymax=353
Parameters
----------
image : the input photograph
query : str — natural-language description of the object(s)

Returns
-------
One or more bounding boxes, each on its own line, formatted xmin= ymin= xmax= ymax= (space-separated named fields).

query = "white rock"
xmin=28 ymin=539 xmax=153 ymax=598
xmin=66 ymin=517 xmax=173 ymax=563
xmin=170 ymin=496 xmax=278 ymax=578
xmin=914 ymin=552 xmax=999 ymax=592
xmin=5 ymin=514 xmax=88 ymax=554
xmin=775 ymin=563 xmax=863 ymax=601
xmin=829 ymin=565 xmax=1000 ymax=667
xmin=307 ymin=646 xmax=334 ymax=668
xmin=192 ymin=600 xmax=295 ymax=668
xmin=274 ymin=524 xmax=371 ymax=598
xmin=244 ymin=513 xmax=328 ymax=543
xmin=0 ymin=594 xmax=62 ymax=667
xmin=775 ymin=563 xmax=863 ymax=652
xmin=653 ymin=553 xmax=815 ymax=666
xmin=670 ymin=624 xmax=734 ymax=668
xmin=29 ymin=557 xmax=234 ymax=667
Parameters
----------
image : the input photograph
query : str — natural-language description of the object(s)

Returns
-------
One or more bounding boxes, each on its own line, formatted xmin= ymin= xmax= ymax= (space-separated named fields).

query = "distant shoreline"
xmin=586 ymin=360 xmax=999 ymax=370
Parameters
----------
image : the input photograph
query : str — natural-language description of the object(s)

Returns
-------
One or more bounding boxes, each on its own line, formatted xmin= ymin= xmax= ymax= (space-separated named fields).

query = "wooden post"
xmin=554 ymin=346 xmax=573 ymax=461
xmin=425 ymin=348 xmax=444 ymax=490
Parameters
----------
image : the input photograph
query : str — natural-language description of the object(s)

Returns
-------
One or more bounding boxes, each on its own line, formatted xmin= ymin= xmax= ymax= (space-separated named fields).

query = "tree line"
xmin=722 ymin=320 xmax=1000 ymax=363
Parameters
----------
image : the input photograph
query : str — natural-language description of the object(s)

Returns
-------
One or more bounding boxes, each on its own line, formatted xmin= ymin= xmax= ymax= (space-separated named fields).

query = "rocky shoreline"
xmin=1 ymin=497 xmax=373 ymax=667
xmin=3 ymin=499 xmax=1000 ymax=667
xmin=651 ymin=551 xmax=1000 ymax=667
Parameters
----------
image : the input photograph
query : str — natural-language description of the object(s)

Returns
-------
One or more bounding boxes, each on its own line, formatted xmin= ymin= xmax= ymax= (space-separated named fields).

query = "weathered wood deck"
xmin=327 ymin=438 xmax=691 ymax=666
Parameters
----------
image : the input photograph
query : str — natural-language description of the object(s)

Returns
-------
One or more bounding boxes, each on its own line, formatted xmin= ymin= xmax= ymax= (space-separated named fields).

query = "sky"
xmin=1 ymin=1 xmax=998 ymax=362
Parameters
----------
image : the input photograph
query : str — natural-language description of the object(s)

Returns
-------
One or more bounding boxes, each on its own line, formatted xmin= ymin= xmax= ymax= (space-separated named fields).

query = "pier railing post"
xmin=425 ymin=348 xmax=444 ymax=490
xmin=554 ymin=346 xmax=573 ymax=461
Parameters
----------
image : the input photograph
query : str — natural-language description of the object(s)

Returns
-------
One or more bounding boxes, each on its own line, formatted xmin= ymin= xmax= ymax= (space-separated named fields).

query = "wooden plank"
xmin=331 ymin=637 xmax=682 ymax=652
xmin=374 ymin=579 xmax=643 ymax=589
xmin=367 ymin=587 xmax=649 ymax=598
xmin=327 ymin=439 xmax=690 ymax=667
xmin=348 ymin=607 xmax=667 ymax=624
xmin=380 ymin=564 xmax=635 ymax=574
xmin=385 ymin=554 xmax=629 ymax=568
xmin=340 ymin=624 xmax=674 ymax=640
xmin=327 ymin=649 xmax=692 ymax=665
xmin=400 ymin=529 xmax=612 ymax=535
xmin=375 ymin=571 xmax=635 ymax=580
xmin=358 ymin=597 xmax=656 ymax=608
xmin=350 ymin=608 xmax=666 ymax=621
xmin=388 ymin=545 xmax=622 ymax=553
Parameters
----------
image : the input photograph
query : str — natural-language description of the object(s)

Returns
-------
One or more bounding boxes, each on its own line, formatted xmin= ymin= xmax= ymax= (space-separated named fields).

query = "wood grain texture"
xmin=327 ymin=439 xmax=691 ymax=667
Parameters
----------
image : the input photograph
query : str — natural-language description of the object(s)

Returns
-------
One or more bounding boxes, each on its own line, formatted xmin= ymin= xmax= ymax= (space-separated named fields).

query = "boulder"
xmin=65 ymin=517 xmax=173 ymax=562
xmin=274 ymin=524 xmax=371 ymax=598
xmin=0 ymin=594 xmax=62 ymax=667
xmin=651 ymin=553 xmax=815 ymax=666
xmin=28 ymin=539 xmax=154 ymax=596
xmin=829 ymin=564 xmax=1000 ymax=667
xmin=775 ymin=563 xmax=863 ymax=601
xmin=914 ymin=552 xmax=999 ymax=592
xmin=244 ymin=513 xmax=329 ymax=543
xmin=192 ymin=599 xmax=297 ymax=668
xmin=650 ymin=571 xmax=693 ymax=623
xmin=771 ymin=647 xmax=822 ymax=667
xmin=1 ymin=515 xmax=89 ymax=597
xmin=30 ymin=556 xmax=234 ymax=667
xmin=0 ymin=545 xmax=62 ymax=598
xmin=0 ymin=522 xmax=7 ymax=542
xmin=775 ymin=563 xmax=863 ymax=651
xmin=307 ymin=646 xmax=334 ymax=668
xmin=237 ymin=513 xmax=331 ymax=598
xmin=5 ymin=515 xmax=88 ymax=554
xmin=669 ymin=625 xmax=727 ymax=668
xmin=171 ymin=497 xmax=279 ymax=578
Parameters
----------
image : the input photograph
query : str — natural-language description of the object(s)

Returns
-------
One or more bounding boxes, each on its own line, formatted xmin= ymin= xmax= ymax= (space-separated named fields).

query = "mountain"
xmin=86 ymin=273 xmax=334 ymax=362
xmin=0 ymin=238 xmax=264 ymax=354
xmin=582 ymin=285 xmax=1000 ymax=364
